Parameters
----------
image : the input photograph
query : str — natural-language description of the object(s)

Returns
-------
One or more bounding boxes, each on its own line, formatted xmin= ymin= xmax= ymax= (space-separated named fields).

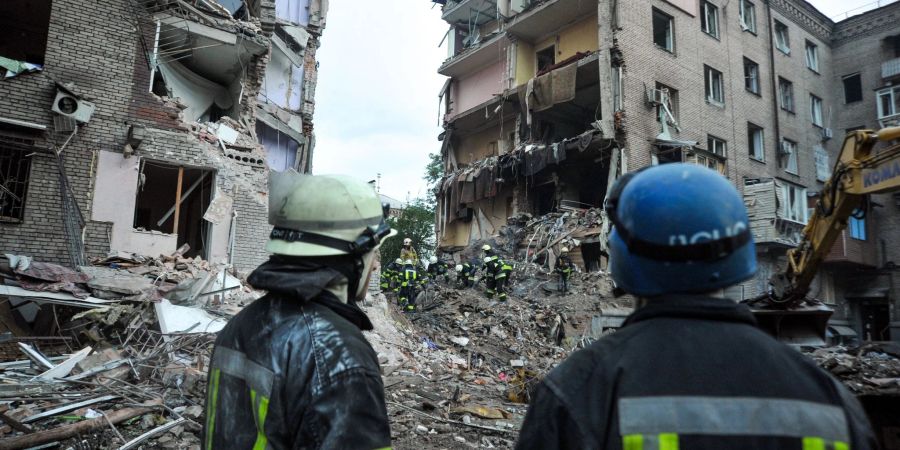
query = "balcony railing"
xmin=883 ymin=57 xmax=900 ymax=79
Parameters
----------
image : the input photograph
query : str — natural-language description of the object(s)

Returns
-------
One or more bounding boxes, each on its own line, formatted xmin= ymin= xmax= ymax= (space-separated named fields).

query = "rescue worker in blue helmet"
xmin=516 ymin=164 xmax=876 ymax=450
xmin=203 ymin=171 xmax=395 ymax=449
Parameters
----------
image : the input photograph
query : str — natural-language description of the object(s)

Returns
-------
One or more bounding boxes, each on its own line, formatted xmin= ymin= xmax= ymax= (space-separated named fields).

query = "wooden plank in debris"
xmin=118 ymin=417 xmax=187 ymax=450
xmin=22 ymin=395 xmax=118 ymax=424
xmin=0 ymin=400 xmax=160 ymax=450
xmin=172 ymin=166 xmax=184 ymax=234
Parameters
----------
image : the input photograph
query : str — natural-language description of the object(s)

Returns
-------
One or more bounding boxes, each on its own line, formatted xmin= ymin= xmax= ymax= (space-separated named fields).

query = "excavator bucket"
xmin=751 ymin=305 xmax=833 ymax=346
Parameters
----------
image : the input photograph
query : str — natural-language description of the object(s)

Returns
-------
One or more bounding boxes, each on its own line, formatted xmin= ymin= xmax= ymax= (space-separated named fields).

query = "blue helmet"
xmin=606 ymin=163 xmax=756 ymax=297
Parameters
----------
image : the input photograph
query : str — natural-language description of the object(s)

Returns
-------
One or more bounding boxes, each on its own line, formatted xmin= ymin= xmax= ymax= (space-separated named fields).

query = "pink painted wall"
xmin=449 ymin=60 xmax=505 ymax=120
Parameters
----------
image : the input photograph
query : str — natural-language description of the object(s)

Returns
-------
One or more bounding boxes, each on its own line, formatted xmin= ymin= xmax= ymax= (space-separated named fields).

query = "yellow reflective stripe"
xmin=659 ymin=433 xmax=679 ymax=450
xmin=834 ymin=442 xmax=849 ymax=450
xmin=250 ymin=389 xmax=271 ymax=450
xmin=623 ymin=434 xmax=643 ymax=450
xmin=205 ymin=368 xmax=221 ymax=450
xmin=804 ymin=437 xmax=826 ymax=450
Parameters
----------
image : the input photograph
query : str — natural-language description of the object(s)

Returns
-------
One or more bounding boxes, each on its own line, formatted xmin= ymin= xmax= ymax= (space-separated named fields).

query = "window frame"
xmin=744 ymin=57 xmax=760 ymax=95
xmin=0 ymin=142 xmax=33 ymax=223
xmin=707 ymin=135 xmax=727 ymax=158
xmin=780 ymin=182 xmax=808 ymax=224
xmin=739 ymin=0 xmax=757 ymax=34
xmin=810 ymin=94 xmax=824 ymax=127
xmin=774 ymin=21 xmax=790 ymax=54
xmin=780 ymin=138 xmax=799 ymax=175
xmin=805 ymin=40 xmax=819 ymax=73
xmin=701 ymin=1 xmax=720 ymax=39
xmin=778 ymin=77 xmax=795 ymax=113
xmin=748 ymin=123 xmax=765 ymax=162
xmin=652 ymin=8 xmax=675 ymax=53
xmin=704 ymin=65 xmax=725 ymax=105
xmin=814 ymin=144 xmax=830 ymax=182
xmin=877 ymin=86 xmax=900 ymax=119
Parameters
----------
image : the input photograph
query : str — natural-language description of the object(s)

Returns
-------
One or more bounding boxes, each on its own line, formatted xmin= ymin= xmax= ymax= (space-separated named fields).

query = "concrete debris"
xmin=807 ymin=343 xmax=900 ymax=394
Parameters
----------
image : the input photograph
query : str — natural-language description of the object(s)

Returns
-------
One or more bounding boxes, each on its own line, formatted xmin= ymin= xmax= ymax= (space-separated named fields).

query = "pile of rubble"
xmin=807 ymin=343 xmax=900 ymax=395
xmin=0 ymin=249 xmax=257 ymax=449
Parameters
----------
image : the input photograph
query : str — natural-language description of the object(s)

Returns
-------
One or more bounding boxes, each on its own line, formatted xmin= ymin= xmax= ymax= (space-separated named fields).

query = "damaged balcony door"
xmin=133 ymin=160 xmax=215 ymax=259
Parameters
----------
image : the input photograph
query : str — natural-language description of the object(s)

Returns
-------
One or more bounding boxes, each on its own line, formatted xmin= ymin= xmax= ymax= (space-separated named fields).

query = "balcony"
xmin=442 ymin=0 xmax=498 ymax=26
xmin=824 ymin=230 xmax=878 ymax=268
xmin=883 ymin=57 xmax=900 ymax=80
xmin=506 ymin=0 xmax=596 ymax=41
xmin=438 ymin=32 xmax=509 ymax=78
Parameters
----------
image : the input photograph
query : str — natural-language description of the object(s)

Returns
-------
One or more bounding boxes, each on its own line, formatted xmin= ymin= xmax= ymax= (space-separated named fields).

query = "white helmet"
xmin=395 ymin=258 xmax=403 ymax=264
xmin=429 ymin=256 xmax=438 ymax=264
xmin=561 ymin=247 xmax=569 ymax=253
xmin=483 ymin=256 xmax=492 ymax=263
xmin=404 ymin=259 xmax=413 ymax=265
xmin=266 ymin=171 xmax=396 ymax=256
xmin=455 ymin=264 xmax=463 ymax=272
xmin=482 ymin=244 xmax=492 ymax=252
xmin=403 ymin=238 xmax=412 ymax=246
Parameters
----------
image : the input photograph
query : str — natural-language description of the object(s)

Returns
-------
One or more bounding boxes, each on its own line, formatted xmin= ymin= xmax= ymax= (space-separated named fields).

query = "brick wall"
xmin=0 ymin=0 xmax=273 ymax=273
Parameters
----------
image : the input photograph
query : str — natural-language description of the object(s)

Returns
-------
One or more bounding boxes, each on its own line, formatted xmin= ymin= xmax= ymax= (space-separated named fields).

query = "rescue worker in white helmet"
xmin=554 ymin=247 xmax=574 ymax=295
xmin=399 ymin=237 xmax=418 ymax=266
xmin=515 ymin=164 xmax=876 ymax=449
xmin=203 ymin=172 xmax=395 ymax=450
xmin=427 ymin=255 xmax=450 ymax=284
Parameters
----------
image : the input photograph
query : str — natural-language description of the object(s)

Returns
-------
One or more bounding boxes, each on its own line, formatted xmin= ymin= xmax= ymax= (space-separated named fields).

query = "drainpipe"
xmin=765 ymin=0 xmax=782 ymax=152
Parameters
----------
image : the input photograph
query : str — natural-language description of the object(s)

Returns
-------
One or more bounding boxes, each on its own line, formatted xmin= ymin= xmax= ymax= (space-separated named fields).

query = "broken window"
xmin=774 ymin=21 xmax=790 ymax=54
xmin=536 ymin=46 xmax=555 ymax=73
xmin=0 ymin=141 xmax=32 ymax=223
xmin=843 ymin=73 xmax=862 ymax=104
xmin=133 ymin=160 xmax=214 ymax=258
xmin=779 ymin=138 xmax=798 ymax=174
xmin=744 ymin=57 xmax=760 ymax=95
xmin=701 ymin=1 xmax=719 ymax=39
xmin=780 ymin=182 xmax=807 ymax=223
xmin=652 ymin=8 xmax=674 ymax=52
xmin=690 ymin=151 xmax=726 ymax=175
xmin=257 ymin=122 xmax=300 ymax=172
xmin=739 ymin=0 xmax=757 ymax=33
xmin=704 ymin=65 xmax=725 ymax=105
xmin=810 ymin=94 xmax=824 ymax=127
xmin=877 ymin=86 xmax=900 ymax=122
xmin=0 ymin=0 xmax=52 ymax=66
xmin=805 ymin=40 xmax=819 ymax=72
xmin=656 ymin=82 xmax=679 ymax=123
xmin=707 ymin=135 xmax=727 ymax=158
xmin=748 ymin=123 xmax=765 ymax=162
xmin=778 ymin=77 xmax=794 ymax=113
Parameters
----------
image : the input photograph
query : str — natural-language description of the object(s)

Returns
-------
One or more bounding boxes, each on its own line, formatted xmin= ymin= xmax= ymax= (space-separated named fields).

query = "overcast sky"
xmin=311 ymin=0 xmax=892 ymax=202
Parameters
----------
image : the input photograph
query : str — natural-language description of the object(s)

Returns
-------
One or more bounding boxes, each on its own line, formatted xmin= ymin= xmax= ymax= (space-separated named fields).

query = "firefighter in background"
xmin=398 ymin=259 xmax=425 ymax=312
xmin=455 ymin=261 xmax=476 ymax=288
xmin=399 ymin=238 xmax=418 ymax=265
xmin=381 ymin=258 xmax=402 ymax=293
xmin=427 ymin=256 xmax=450 ymax=284
xmin=482 ymin=246 xmax=514 ymax=301
xmin=555 ymin=247 xmax=574 ymax=295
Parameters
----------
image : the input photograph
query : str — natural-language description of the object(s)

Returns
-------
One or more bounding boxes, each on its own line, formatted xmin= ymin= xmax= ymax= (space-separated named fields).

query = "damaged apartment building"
xmin=0 ymin=0 xmax=327 ymax=273
xmin=433 ymin=0 xmax=900 ymax=341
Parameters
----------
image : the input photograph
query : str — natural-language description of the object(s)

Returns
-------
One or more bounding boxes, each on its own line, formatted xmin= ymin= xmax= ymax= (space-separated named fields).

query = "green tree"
xmin=381 ymin=197 xmax=435 ymax=266
xmin=423 ymin=152 xmax=443 ymax=208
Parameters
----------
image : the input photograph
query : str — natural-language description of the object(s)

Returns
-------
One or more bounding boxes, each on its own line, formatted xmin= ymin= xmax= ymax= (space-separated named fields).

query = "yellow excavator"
xmin=747 ymin=126 xmax=900 ymax=345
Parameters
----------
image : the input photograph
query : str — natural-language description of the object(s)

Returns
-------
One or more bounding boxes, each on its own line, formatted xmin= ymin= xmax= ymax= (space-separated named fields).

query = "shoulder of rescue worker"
xmin=302 ymin=302 xmax=381 ymax=380
xmin=541 ymin=329 xmax=636 ymax=402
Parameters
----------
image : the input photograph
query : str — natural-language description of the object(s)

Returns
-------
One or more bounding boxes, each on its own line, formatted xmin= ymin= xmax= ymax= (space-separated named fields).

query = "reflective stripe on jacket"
xmin=514 ymin=295 xmax=877 ymax=450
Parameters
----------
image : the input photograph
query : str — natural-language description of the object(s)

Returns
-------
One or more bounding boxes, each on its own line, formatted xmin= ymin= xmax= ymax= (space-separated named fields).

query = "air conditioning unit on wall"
xmin=51 ymin=90 xmax=95 ymax=124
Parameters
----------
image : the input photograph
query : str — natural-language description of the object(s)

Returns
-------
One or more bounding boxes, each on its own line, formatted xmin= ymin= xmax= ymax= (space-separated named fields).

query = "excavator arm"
xmin=751 ymin=127 xmax=900 ymax=345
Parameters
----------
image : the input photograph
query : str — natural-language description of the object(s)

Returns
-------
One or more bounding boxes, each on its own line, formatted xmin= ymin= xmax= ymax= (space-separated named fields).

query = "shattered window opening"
xmin=810 ymin=94 xmax=824 ymax=127
xmin=805 ymin=40 xmax=819 ymax=72
xmin=774 ymin=21 xmax=790 ymax=54
xmin=652 ymin=8 xmax=674 ymax=52
xmin=0 ymin=0 xmax=52 ymax=66
xmin=779 ymin=77 xmax=794 ymax=113
xmin=701 ymin=1 xmax=720 ymax=39
xmin=536 ymin=46 xmax=556 ymax=73
xmin=133 ymin=160 xmax=215 ymax=259
xmin=842 ymin=73 xmax=862 ymax=104
xmin=0 ymin=141 xmax=33 ymax=223
xmin=780 ymin=182 xmax=808 ymax=223
xmin=779 ymin=138 xmax=798 ymax=175
xmin=739 ymin=0 xmax=757 ymax=33
xmin=704 ymin=65 xmax=725 ymax=105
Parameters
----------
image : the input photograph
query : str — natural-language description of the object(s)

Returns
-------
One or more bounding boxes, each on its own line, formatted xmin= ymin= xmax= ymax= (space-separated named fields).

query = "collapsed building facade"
xmin=0 ymin=0 xmax=328 ymax=273
xmin=433 ymin=0 xmax=900 ymax=342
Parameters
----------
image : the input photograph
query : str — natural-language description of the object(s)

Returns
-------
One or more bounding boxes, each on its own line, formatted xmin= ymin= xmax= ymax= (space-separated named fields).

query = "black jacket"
xmin=516 ymin=295 xmax=877 ymax=450
xmin=202 ymin=259 xmax=391 ymax=450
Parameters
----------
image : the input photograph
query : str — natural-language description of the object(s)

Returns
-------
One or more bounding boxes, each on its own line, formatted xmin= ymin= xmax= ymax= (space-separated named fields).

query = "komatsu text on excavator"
xmin=747 ymin=126 xmax=900 ymax=345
